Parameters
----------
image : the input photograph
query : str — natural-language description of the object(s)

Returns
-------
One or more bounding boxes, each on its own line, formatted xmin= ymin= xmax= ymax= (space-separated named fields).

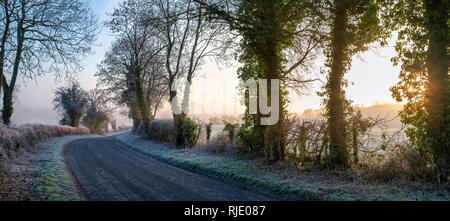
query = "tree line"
xmin=95 ymin=0 xmax=448 ymax=180
xmin=0 ymin=0 xmax=446 ymax=180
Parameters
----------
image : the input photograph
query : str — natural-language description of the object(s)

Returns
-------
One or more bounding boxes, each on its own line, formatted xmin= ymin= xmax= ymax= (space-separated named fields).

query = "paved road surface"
xmin=63 ymin=136 xmax=275 ymax=201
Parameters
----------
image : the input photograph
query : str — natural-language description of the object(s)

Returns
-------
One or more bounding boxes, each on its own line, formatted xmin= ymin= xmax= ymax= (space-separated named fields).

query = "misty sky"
xmin=11 ymin=0 xmax=401 ymax=125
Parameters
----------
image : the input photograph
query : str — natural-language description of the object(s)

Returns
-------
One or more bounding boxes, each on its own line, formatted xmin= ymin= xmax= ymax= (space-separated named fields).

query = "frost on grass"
xmin=30 ymin=135 xmax=98 ymax=201
xmin=0 ymin=124 xmax=96 ymax=201
xmin=0 ymin=124 xmax=90 ymax=162
xmin=116 ymin=132 xmax=449 ymax=201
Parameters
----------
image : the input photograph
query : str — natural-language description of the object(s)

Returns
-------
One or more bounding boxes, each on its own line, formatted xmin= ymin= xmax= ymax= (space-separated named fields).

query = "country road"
xmin=63 ymin=135 xmax=275 ymax=201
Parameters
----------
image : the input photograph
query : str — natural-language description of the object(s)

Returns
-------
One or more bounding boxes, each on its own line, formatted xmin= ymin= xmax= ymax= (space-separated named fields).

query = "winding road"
xmin=63 ymin=135 xmax=274 ymax=201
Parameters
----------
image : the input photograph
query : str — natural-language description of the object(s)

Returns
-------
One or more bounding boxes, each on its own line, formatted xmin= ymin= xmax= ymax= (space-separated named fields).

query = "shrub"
xmin=223 ymin=122 xmax=238 ymax=143
xmin=140 ymin=119 xmax=200 ymax=148
xmin=181 ymin=118 xmax=200 ymax=149
xmin=200 ymin=132 xmax=233 ymax=154
xmin=361 ymin=142 xmax=434 ymax=182
xmin=0 ymin=124 xmax=89 ymax=161
xmin=81 ymin=104 xmax=109 ymax=135
xmin=146 ymin=120 xmax=175 ymax=144
xmin=206 ymin=123 xmax=212 ymax=142
xmin=53 ymin=80 xmax=89 ymax=127
xmin=236 ymin=123 xmax=262 ymax=155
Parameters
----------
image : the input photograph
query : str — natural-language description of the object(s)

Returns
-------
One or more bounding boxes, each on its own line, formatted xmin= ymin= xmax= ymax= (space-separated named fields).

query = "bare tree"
xmin=148 ymin=0 xmax=226 ymax=146
xmin=96 ymin=36 xmax=167 ymax=131
xmin=0 ymin=0 xmax=17 ymax=100
xmin=96 ymin=39 xmax=141 ymax=129
xmin=0 ymin=0 xmax=98 ymax=125
xmin=105 ymin=0 xmax=167 ymax=134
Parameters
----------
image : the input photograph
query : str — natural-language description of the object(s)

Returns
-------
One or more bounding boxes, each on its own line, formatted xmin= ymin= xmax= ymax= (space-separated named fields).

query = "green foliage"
xmin=236 ymin=122 xmax=262 ymax=156
xmin=174 ymin=115 xmax=185 ymax=147
xmin=180 ymin=117 xmax=200 ymax=149
xmin=385 ymin=0 xmax=449 ymax=178
xmin=234 ymin=0 xmax=314 ymax=162
xmin=82 ymin=104 xmax=109 ymax=135
xmin=53 ymin=81 xmax=89 ymax=127
xmin=223 ymin=122 xmax=238 ymax=143
xmin=283 ymin=116 xmax=328 ymax=168
xmin=205 ymin=123 xmax=212 ymax=141
xmin=387 ymin=0 xmax=430 ymax=150
xmin=319 ymin=0 xmax=387 ymax=168
xmin=348 ymin=109 xmax=375 ymax=164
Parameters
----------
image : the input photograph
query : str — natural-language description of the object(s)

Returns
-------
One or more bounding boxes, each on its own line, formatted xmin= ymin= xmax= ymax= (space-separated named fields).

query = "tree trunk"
xmin=181 ymin=7 xmax=202 ymax=115
xmin=352 ymin=127 xmax=358 ymax=164
xmin=2 ymin=10 xmax=25 ymax=125
xmin=262 ymin=22 xmax=285 ymax=164
xmin=132 ymin=115 xmax=142 ymax=132
xmin=69 ymin=113 xmax=81 ymax=127
xmin=145 ymin=80 xmax=153 ymax=120
xmin=299 ymin=126 xmax=307 ymax=162
xmin=134 ymin=68 xmax=151 ymax=135
xmin=326 ymin=1 xmax=349 ymax=167
xmin=169 ymin=83 xmax=185 ymax=147
xmin=424 ymin=0 xmax=449 ymax=180
xmin=316 ymin=131 xmax=328 ymax=166
xmin=126 ymin=68 xmax=141 ymax=133
xmin=0 ymin=2 xmax=11 ymax=100
xmin=2 ymin=90 xmax=13 ymax=125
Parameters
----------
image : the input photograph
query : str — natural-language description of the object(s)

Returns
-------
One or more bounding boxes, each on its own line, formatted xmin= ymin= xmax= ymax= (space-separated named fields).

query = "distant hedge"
xmin=0 ymin=124 xmax=89 ymax=161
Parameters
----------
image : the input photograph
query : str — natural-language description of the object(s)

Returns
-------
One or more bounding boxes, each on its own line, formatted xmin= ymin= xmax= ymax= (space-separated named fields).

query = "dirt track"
xmin=63 ymin=135 xmax=275 ymax=201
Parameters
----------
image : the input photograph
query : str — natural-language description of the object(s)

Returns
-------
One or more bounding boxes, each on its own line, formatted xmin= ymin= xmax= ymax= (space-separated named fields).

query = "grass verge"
xmin=116 ymin=132 xmax=449 ymax=201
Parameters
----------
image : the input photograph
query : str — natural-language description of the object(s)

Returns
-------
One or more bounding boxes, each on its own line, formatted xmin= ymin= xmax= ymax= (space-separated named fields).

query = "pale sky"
xmin=10 ymin=0 xmax=401 ymax=125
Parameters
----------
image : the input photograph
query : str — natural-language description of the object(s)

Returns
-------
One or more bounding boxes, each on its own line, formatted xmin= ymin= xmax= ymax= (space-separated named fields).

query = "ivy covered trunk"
xmin=262 ymin=62 xmax=285 ymax=163
xmin=173 ymin=113 xmax=187 ymax=147
xmin=424 ymin=0 xmax=449 ymax=179
xmin=130 ymin=100 xmax=142 ymax=132
xmin=70 ymin=114 xmax=82 ymax=127
xmin=132 ymin=115 xmax=142 ymax=132
xmin=236 ymin=0 xmax=294 ymax=163
xmin=260 ymin=3 xmax=285 ymax=164
xmin=134 ymin=68 xmax=151 ymax=135
xmin=326 ymin=1 xmax=349 ymax=167
xmin=2 ymin=90 xmax=13 ymax=125
xmin=352 ymin=127 xmax=359 ymax=164
xmin=168 ymin=87 xmax=185 ymax=147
